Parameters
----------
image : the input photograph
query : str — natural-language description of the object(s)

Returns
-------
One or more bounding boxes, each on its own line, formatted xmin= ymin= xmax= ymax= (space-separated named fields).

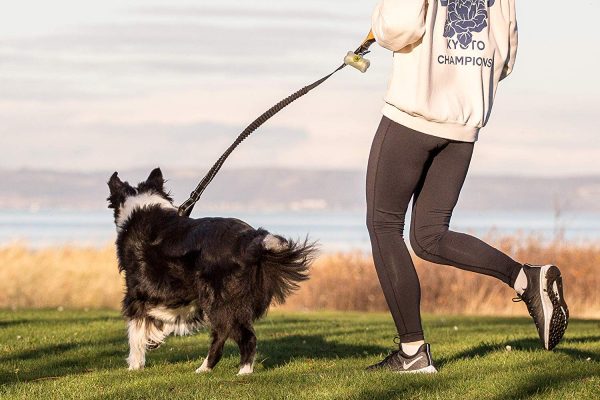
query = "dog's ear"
xmin=108 ymin=172 xmax=126 ymax=196
xmin=108 ymin=172 xmax=131 ymax=209
xmin=146 ymin=167 xmax=164 ymax=191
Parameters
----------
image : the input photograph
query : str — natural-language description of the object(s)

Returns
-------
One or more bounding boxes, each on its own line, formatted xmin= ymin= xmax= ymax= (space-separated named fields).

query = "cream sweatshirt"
xmin=372 ymin=0 xmax=518 ymax=142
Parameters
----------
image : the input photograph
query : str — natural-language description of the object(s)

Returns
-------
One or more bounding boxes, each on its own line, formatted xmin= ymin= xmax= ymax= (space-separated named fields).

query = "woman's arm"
xmin=371 ymin=0 xmax=428 ymax=52
xmin=500 ymin=2 xmax=518 ymax=80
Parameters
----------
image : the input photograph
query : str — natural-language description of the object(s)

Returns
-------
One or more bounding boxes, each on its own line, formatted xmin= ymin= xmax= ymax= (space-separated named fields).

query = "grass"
xmin=0 ymin=311 xmax=599 ymax=399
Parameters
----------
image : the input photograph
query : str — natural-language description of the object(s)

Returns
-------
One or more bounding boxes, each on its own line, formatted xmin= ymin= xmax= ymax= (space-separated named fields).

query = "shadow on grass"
xmin=153 ymin=334 xmax=388 ymax=369
xmin=258 ymin=334 xmax=387 ymax=369
xmin=0 ymin=333 xmax=386 ymax=386
xmin=438 ymin=334 xmax=600 ymax=368
xmin=0 ymin=315 xmax=121 ymax=328
xmin=488 ymin=367 xmax=600 ymax=400
xmin=0 ymin=335 xmax=125 ymax=386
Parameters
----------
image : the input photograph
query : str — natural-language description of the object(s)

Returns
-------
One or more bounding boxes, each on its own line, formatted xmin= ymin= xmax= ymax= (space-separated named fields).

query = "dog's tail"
xmin=259 ymin=233 xmax=318 ymax=305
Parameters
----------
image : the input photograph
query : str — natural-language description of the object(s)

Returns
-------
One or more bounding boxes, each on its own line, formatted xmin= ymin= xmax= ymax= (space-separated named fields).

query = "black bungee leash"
xmin=178 ymin=33 xmax=376 ymax=217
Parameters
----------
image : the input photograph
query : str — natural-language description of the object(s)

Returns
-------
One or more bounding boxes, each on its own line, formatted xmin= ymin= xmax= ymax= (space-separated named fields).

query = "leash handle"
xmin=362 ymin=31 xmax=376 ymax=51
xmin=345 ymin=31 xmax=377 ymax=73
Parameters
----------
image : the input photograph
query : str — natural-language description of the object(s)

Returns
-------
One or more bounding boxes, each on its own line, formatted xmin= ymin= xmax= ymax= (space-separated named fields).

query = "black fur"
xmin=107 ymin=168 xmax=317 ymax=372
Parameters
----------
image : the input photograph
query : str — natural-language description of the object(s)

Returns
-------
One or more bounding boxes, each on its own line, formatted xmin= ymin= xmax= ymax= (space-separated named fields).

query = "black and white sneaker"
xmin=366 ymin=343 xmax=437 ymax=373
xmin=514 ymin=264 xmax=569 ymax=350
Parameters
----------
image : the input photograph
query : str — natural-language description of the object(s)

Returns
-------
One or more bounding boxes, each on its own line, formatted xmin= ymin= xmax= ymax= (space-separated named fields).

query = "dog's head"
xmin=107 ymin=168 xmax=175 ymax=229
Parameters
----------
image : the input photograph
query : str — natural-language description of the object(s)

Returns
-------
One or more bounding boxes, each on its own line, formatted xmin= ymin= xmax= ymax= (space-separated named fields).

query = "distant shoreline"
xmin=2 ymin=168 xmax=600 ymax=212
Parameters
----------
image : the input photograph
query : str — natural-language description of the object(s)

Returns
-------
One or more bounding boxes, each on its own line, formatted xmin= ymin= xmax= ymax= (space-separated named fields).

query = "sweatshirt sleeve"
xmin=500 ymin=2 xmax=518 ymax=80
xmin=371 ymin=0 xmax=428 ymax=52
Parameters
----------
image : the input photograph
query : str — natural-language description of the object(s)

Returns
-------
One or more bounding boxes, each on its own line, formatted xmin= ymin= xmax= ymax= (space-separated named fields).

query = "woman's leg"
xmin=409 ymin=140 xmax=523 ymax=286
xmin=409 ymin=142 xmax=570 ymax=351
xmin=366 ymin=117 xmax=444 ymax=342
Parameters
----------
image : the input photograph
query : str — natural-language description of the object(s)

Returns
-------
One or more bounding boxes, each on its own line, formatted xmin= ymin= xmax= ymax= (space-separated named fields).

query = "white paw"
xmin=127 ymin=354 xmax=145 ymax=371
xmin=237 ymin=363 xmax=254 ymax=375
xmin=128 ymin=363 xmax=144 ymax=371
xmin=195 ymin=358 xmax=212 ymax=373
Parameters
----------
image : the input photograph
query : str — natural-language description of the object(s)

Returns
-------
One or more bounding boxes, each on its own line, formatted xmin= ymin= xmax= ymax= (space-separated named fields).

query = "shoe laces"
xmin=375 ymin=336 xmax=401 ymax=366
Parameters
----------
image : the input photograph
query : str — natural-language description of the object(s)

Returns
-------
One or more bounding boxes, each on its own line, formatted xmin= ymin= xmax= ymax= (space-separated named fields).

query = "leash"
xmin=178 ymin=33 xmax=376 ymax=217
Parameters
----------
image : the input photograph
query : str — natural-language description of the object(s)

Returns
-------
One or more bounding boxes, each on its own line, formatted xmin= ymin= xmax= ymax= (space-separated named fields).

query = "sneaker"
xmin=366 ymin=343 xmax=437 ymax=373
xmin=514 ymin=264 xmax=569 ymax=350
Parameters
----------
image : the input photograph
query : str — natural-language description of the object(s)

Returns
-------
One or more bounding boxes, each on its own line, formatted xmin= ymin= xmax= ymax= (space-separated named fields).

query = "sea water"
xmin=1 ymin=209 xmax=599 ymax=251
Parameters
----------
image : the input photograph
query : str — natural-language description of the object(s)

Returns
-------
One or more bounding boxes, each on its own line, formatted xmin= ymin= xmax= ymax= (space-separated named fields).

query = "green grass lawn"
xmin=0 ymin=310 xmax=598 ymax=399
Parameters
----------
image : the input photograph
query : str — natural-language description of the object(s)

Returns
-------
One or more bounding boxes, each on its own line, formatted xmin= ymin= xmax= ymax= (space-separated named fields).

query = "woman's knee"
xmin=409 ymin=221 xmax=447 ymax=261
xmin=366 ymin=210 xmax=407 ymax=237
xmin=409 ymin=227 xmax=429 ymax=260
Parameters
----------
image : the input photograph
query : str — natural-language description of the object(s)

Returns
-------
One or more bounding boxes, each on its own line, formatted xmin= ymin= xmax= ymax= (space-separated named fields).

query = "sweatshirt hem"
xmin=382 ymin=104 xmax=479 ymax=143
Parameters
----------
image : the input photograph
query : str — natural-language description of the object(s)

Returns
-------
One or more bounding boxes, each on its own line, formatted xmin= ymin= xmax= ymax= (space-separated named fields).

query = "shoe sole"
xmin=544 ymin=266 xmax=569 ymax=350
xmin=367 ymin=364 xmax=438 ymax=373
xmin=394 ymin=365 xmax=438 ymax=374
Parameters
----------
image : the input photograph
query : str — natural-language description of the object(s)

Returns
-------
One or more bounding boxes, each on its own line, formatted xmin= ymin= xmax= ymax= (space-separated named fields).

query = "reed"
xmin=0 ymin=243 xmax=123 ymax=310
xmin=1 ymin=235 xmax=598 ymax=317
xmin=280 ymin=235 xmax=600 ymax=318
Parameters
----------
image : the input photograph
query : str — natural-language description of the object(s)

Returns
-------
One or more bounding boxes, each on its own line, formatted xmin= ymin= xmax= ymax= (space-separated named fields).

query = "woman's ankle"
xmin=401 ymin=340 xmax=425 ymax=356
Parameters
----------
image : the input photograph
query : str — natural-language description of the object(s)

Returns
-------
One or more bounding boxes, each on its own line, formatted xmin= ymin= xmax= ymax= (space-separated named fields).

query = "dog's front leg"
xmin=127 ymin=319 xmax=148 ymax=370
xmin=233 ymin=324 xmax=257 ymax=375
xmin=196 ymin=328 xmax=229 ymax=373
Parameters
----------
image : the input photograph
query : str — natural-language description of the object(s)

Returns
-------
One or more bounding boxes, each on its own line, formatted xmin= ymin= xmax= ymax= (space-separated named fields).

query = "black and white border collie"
xmin=107 ymin=168 xmax=316 ymax=374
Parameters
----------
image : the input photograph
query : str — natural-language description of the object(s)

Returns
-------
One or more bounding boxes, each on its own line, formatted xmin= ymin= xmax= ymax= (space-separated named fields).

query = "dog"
xmin=107 ymin=168 xmax=316 ymax=374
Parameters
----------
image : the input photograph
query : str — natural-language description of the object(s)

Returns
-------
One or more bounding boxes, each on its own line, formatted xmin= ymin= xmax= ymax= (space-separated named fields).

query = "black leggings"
xmin=366 ymin=117 xmax=522 ymax=342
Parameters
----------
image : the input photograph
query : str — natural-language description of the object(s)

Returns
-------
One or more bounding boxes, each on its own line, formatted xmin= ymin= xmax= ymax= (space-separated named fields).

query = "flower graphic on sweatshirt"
xmin=440 ymin=0 xmax=496 ymax=47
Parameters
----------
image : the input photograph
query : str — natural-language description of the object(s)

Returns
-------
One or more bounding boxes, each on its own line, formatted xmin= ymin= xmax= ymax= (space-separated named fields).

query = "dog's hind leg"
xmin=232 ymin=324 xmax=257 ymax=375
xmin=196 ymin=328 xmax=229 ymax=373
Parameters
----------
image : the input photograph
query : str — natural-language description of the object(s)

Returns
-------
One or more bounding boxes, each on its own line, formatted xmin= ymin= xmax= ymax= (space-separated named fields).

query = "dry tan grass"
xmin=0 ymin=243 xmax=123 ymax=310
xmin=281 ymin=235 xmax=600 ymax=318
xmin=1 ymin=236 xmax=599 ymax=318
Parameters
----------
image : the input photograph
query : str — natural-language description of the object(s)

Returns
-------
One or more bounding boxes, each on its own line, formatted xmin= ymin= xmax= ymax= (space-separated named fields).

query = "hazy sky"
xmin=1 ymin=0 xmax=598 ymax=176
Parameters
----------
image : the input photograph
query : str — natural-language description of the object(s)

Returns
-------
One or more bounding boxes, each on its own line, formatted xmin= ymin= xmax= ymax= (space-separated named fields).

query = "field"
xmin=1 ymin=238 xmax=599 ymax=398
xmin=1 ymin=310 xmax=599 ymax=399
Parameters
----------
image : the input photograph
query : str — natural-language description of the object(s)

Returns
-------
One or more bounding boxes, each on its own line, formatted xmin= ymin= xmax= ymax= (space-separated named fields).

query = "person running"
xmin=365 ymin=0 xmax=569 ymax=373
